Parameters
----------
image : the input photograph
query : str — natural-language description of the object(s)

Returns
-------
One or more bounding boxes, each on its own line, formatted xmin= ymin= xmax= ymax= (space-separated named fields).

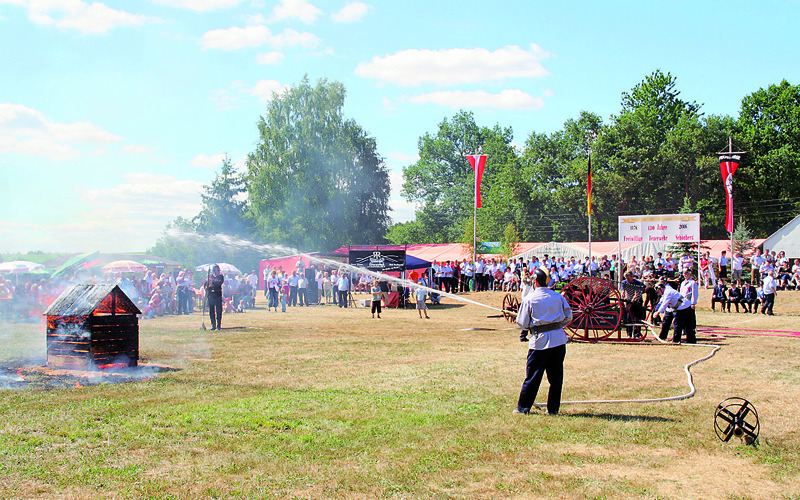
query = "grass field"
xmin=1 ymin=288 xmax=799 ymax=499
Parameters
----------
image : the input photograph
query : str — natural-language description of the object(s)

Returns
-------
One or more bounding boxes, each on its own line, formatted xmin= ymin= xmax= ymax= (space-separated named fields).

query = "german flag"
xmin=587 ymin=153 xmax=592 ymax=215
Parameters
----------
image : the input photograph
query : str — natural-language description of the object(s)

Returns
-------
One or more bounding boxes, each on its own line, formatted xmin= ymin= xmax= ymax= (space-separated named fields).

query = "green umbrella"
xmin=51 ymin=251 xmax=99 ymax=278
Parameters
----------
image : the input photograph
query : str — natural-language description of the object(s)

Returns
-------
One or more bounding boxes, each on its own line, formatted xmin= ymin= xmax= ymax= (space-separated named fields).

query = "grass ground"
xmin=1 ymin=287 xmax=799 ymax=499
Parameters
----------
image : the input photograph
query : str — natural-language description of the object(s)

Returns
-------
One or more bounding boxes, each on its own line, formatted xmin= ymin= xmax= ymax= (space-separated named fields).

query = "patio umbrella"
xmin=51 ymin=251 xmax=99 ymax=278
xmin=0 ymin=260 xmax=44 ymax=274
xmin=196 ymin=262 xmax=242 ymax=274
xmin=102 ymin=260 xmax=148 ymax=274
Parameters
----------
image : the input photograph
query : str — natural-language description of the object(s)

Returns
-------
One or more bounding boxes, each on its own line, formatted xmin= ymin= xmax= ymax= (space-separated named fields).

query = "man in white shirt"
xmin=719 ymin=251 xmax=729 ymax=280
xmin=731 ymin=252 xmax=745 ymax=283
xmin=761 ymin=269 xmax=777 ymax=315
xmin=337 ymin=270 xmax=350 ymax=308
xmin=677 ymin=269 xmax=699 ymax=343
xmin=514 ymin=268 xmax=573 ymax=416
xmin=750 ymin=249 xmax=765 ymax=285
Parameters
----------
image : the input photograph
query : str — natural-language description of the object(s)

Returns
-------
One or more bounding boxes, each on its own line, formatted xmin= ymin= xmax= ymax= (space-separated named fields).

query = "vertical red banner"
xmin=466 ymin=155 xmax=486 ymax=208
xmin=719 ymin=155 xmax=740 ymax=233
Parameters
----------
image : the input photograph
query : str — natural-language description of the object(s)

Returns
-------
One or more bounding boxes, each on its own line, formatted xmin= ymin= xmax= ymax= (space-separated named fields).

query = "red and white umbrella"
xmin=102 ymin=260 xmax=148 ymax=274
xmin=0 ymin=260 xmax=44 ymax=274
xmin=195 ymin=262 xmax=242 ymax=274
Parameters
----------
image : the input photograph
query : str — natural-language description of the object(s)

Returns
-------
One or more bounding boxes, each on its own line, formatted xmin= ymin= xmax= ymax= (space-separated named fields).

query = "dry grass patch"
xmin=1 ymin=288 xmax=799 ymax=498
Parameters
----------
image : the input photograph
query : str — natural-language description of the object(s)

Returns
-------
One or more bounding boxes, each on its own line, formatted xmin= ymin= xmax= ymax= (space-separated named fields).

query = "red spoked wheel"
xmin=561 ymin=277 xmax=623 ymax=341
xmin=501 ymin=293 xmax=520 ymax=323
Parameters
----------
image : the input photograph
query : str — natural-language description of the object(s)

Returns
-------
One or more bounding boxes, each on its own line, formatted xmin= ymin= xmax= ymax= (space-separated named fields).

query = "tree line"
xmin=151 ymin=71 xmax=800 ymax=268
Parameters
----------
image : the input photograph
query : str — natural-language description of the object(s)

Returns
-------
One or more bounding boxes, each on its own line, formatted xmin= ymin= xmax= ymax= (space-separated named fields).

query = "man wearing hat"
xmin=206 ymin=264 xmax=225 ymax=330
xmin=513 ymin=268 xmax=573 ymax=416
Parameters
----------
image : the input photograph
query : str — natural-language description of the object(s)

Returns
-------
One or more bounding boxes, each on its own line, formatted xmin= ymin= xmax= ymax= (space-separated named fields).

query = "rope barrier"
xmin=532 ymin=322 xmax=722 ymax=407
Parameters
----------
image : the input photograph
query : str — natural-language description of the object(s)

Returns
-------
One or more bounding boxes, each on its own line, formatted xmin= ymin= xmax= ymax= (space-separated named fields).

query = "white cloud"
xmin=272 ymin=0 xmax=322 ymax=24
xmin=331 ymin=1 xmax=368 ymax=22
xmin=255 ymin=51 xmax=285 ymax=65
xmin=247 ymin=80 xmax=290 ymax=102
xmin=200 ymin=25 xmax=319 ymax=50
xmin=387 ymin=151 xmax=418 ymax=164
xmin=121 ymin=144 xmax=156 ymax=154
xmin=380 ymin=97 xmax=396 ymax=113
xmin=408 ymin=89 xmax=551 ymax=110
xmin=0 ymin=173 xmax=203 ymax=253
xmin=210 ymin=79 xmax=288 ymax=109
xmin=189 ymin=152 xmax=227 ymax=168
xmin=153 ymin=0 xmax=244 ymax=12
xmin=0 ymin=103 xmax=122 ymax=161
xmin=201 ymin=24 xmax=270 ymax=50
xmin=11 ymin=0 xmax=151 ymax=34
xmin=355 ymin=44 xmax=551 ymax=87
xmin=387 ymin=168 xmax=416 ymax=224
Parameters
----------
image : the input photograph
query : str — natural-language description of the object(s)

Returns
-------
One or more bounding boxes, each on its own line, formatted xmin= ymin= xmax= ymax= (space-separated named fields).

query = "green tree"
xmin=730 ymin=220 xmax=755 ymax=256
xmin=599 ymin=70 xmax=703 ymax=218
xmin=194 ymin=155 xmax=252 ymax=237
xmin=246 ymin=77 xmax=390 ymax=251
xmin=500 ymin=222 xmax=521 ymax=259
xmin=401 ymin=110 xmax=517 ymax=243
xmin=736 ymin=80 xmax=800 ymax=236
xmin=519 ymin=111 xmax=604 ymax=241
xmin=384 ymin=220 xmax=428 ymax=245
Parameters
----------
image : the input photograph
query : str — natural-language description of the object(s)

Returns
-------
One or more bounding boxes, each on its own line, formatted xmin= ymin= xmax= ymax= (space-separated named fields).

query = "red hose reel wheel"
xmin=501 ymin=293 xmax=520 ymax=323
xmin=561 ymin=277 xmax=623 ymax=341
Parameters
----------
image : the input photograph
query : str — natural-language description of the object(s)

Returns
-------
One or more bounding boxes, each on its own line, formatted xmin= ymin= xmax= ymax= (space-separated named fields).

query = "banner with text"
xmin=349 ymin=249 xmax=406 ymax=273
xmin=618 ymin=214 xmax=700 ymax=244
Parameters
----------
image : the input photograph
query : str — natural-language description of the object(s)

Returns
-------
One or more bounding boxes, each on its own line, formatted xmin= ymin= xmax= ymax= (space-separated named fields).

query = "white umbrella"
xmin=0 ymin=260 xmax=44 ymax=274
xmin=196 ymin=262 xmax=242 ymax=274
xmin=102 ymin=260 xmax=148 ymax=273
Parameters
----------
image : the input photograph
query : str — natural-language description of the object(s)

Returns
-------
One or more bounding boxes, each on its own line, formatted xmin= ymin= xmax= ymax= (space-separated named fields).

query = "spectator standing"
xmin=719 ymin=251 xmax=729 ymax=280
xmin=287 ymin=271 xmax=299 ymax=306
xmin=731 ymin=252 xmax=745 ymax=283
xmin=337 ymin=270 xmax=349 ymax=308
xmin=751 ymin=249 xmax=765 ymax=285
xmin=677 ymin=270 xmax=699 ymax=343
xmin=761 ymin=269 xmax=777 ymax=315
xmin=298 ymin=274 xmax=308 ymax=306
xmin=370 ymin=280 xmax=382 ymax=318
xmin=415 ymin=284 xmax=430 ymax=319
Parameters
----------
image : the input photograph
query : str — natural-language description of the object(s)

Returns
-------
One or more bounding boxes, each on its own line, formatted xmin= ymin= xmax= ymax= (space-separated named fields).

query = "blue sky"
xmin=1 ymin=0 xmax=798 ymax=253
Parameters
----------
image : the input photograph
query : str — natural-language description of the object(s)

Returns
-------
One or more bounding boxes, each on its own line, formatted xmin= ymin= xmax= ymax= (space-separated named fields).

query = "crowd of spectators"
xmin=0 ymin=267 xmax=261 ymax=323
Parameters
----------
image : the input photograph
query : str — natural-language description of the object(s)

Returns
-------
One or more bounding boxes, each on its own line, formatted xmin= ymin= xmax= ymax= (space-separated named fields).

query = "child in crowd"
xmin=415 ymin=282 xmax=430 ymax=319
xmin=370 ymin=280 xmax=382 ymax=319
xmin=280 ymin=288 xmax=288 ymax=312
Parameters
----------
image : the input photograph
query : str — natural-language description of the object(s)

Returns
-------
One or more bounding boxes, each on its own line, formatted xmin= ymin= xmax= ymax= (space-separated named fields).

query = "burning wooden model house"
xmin=43 ymin=284 xmax=141 ymax=370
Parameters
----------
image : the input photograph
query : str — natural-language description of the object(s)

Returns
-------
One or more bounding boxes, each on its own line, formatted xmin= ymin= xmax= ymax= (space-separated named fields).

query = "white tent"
xmin=512 ymin=241 xmax=673 ymax=262
xmin=763 ymin=214 xmax=800 ymax=258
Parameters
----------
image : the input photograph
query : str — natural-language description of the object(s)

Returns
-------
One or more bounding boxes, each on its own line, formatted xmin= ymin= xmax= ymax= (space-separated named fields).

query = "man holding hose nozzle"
xmin=513 ymin=268 xmax=573 ymax=416
xmin=206 ymin=264 xmax=225 ymax=331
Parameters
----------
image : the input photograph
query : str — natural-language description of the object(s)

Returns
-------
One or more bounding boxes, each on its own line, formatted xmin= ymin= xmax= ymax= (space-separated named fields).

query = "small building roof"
xmin=44 ymin=284 xmax=141 ymax=316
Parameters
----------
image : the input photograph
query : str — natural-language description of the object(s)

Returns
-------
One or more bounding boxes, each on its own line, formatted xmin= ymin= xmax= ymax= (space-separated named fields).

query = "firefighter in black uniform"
xmin=207 ymin=264 xmax=225 ymax=331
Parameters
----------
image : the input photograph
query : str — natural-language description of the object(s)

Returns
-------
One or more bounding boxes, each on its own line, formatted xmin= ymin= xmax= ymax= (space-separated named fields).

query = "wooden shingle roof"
xmin=43 ymin=284 xmax=141 ymax=316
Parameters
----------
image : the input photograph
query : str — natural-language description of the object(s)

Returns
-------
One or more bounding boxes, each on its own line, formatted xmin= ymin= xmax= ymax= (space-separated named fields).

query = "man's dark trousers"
xmin=517 ymin=344 xmax=566 ymax=415
xmin=208 ymin=295 xmax=222 ymax=330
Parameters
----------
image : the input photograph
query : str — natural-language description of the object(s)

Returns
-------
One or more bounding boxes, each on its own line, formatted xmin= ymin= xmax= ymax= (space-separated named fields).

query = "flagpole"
xmin=728 ymin=137 xmax=734 ymax=257
xmin=587 ymin=149 xmax=592 ymax=265
xmin=717 ymin=137 xmax=746 ymax=259
xmin=473 ymin=163 xmax=478 ymax=264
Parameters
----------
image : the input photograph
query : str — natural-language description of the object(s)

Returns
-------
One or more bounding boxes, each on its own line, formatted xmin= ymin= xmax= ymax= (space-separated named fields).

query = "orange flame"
xmin=97 ymin=363 xmax=126 ymax=370
xmin=75 ymin=381 xmax=82 ymax=389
